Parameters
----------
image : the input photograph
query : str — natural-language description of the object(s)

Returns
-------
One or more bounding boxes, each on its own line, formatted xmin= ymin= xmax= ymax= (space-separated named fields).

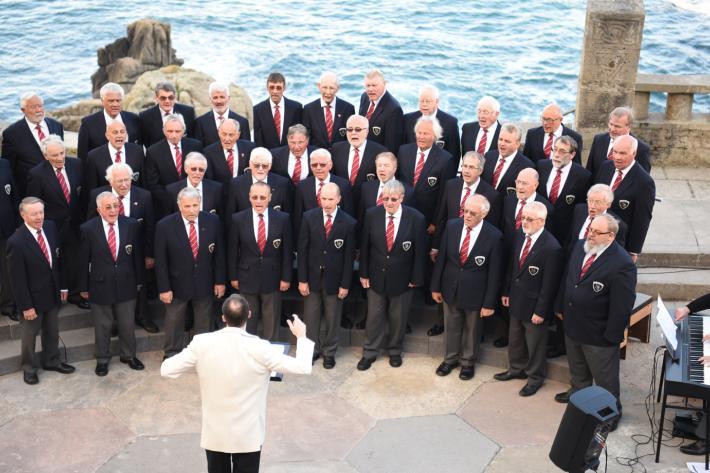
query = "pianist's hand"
xmin=675 ymin=306 xmax=690 ymax=321
xmin=699 ymin=356 xmax=710 ymax=367
xmin=703 ymin=333 xmax=710 ymax=342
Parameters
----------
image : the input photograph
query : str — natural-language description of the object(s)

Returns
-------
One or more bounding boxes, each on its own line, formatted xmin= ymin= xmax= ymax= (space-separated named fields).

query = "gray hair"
xmin=610 ymin=106 xmax=634 ymax=126
xmin=462 ymin=151 xmax=485 ymax=170
xmin=19 ymin=196 xmax=44 ymax=214
xmin=20 ymin=92 xmax=42 ymax=109
xmin=525 ymin=201 xmax=548 ymax=220
xmin=40 ymin=134 xmax=64 ymax=155
xmin=163 ymin=113 xmax=186 ymax=131
xmin=100 ymin=82 xmax=125 ymax=99
xmin=587 ymin=184 xmax=614 ymax=205
xmin=287 ymin=124 xmax=309 ymax=139
xmin=500 ymin=123 xmax=522 ymax=142
xmin=250 ymin=147 xmax=273 ymax=165
xmin=318 ymin=71 xmax=339 ymax=86
xmin=419 ymin=85 xmax=440 ymax=101
xmin=347 ymin=114 xmax=369 ymax=128
xmin=364 ymin=69 xmax=385 ymax=82
xmin=375 ymin=151 xmax=397 ymax=166
xmin=184 ymin=151 xmax=208 ymax=168
xmin=96 ymin=191 xmax=117 ymax=207
xmin=477 ymin=96 xmax=500 ymax=113
xmin=208 ymin=81 xmax=229 ymax=97
xmin=517 ymin=167 xmax=539 ymax=183
xmin=310 ymin=148 xmax=332 ymax=162
xmin=595 ymin=213 xmax=620 ymax=235
xmin=382 ymin=179 xmax=404 ymax=197
xmin=154 ymin=81 xmax=177 ymax=95
xmin=414 ymin=115 xmax=443 ymax=140
xmin=616 ymin=134 xmax=638 ymax=153
xmin=105 ymin=162 xmax=134 ymax=183
xmin=321 ymin=182 xmax=341 ymax=198
xmin=554 ymin=135 xmax=578 ymax=154
xmin=219 ymin=118 xmax=240 ymax=132
xmin=468 ymin=194 xmax=491 ymax=214
xmin=177 ymin=186 xmax=201 ymax=203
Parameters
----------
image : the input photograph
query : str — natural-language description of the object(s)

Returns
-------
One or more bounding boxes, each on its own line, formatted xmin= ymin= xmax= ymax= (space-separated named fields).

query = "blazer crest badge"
xmin=427 ymin=176 xmax=438 ymax=187
xmin=435 ymin=140 xmax=445 ymax=149
xmin=592 ymin=281 xmax=605 ymax=293
xmin=125 ymin=244 xmax=133 ymax=255
xmin=132 ymin=172 xmax=140 ymax=182
xmin=4 ymin=184 xmax=10 ymax=195
xmin=402 ymin=241 xmax=412 ymax=251
xmin=338 ymin=127 xmax=346 ymax=137
xmin=475 ymin=256 xmax=486 ymax=266
xmin=208 ymin=243 xmax=215 ymax=253
xmin=619 ymin=199 xmax=630 ymax=210
xmin=565 ymin=195 xmax=575 ymax=205
xmin=334 ymin=239 xmax=344 ymax=249
xmin=273 ymin=238 xmax=281 ymax=249
xmin=506 ymin=187 xmax=516 ymax=196
xmin=528 ymin=265 xmax=539 ymax=276
xmin=367 ymin=173 xmax=376 ymax=181
xmin=372 ymin=126 xmax=382 ymax=136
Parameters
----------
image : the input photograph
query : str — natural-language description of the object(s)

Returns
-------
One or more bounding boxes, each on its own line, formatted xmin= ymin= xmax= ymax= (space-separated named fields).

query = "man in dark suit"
xmin=403 ymin=85 xmax=460 ymax=160
xmin=26 ymin=135 xmax=88 ymax=309
xmin=85 ymin=121 xmax=144 ymax=193
xmin=358 ymin=151 xmax=415 ymax=226
xmin=523 ymin=103 xmax=583 ymax=164
xmin=293 ymin=148 xmax=353 ymax=240
xmin=80 ymin=192 xmax=144 ymax=376
xmin=396 ymin=115 xmax=456 ymax=235
xmin=166 ymin=152 xmax=223 ymax=217
xmin=565 ymin=184 xmax=628 ymax=255
xmin=297 ymin=183 xmax=356 ymax=368
xmin=88 ymin=162 xmax=158 ymax=333
xmin=461 ymin=96 xmax=501 ymax=159
xmin=144 ymin=114 xmax=203 ymax=218
xmin=7 ymin=197 xmax=75 ymax=384
xmin=594 ymin=135 xmax=655 ymax=263
xmin=496 ymin=202 xmax=563 ymax=396
xmin=331 ymin=115 xmax=387 ymax=207
xmin=359 ymin=69 xmax=403 ymax=153
xmin=500 ymin=168 xmax=553 ymax=247
xmin=270 ymin=124 xmax=316 ymax=184
xmin=357 ymin=180 xmax=427 ymax=370
xmin=194 ymin=81 xmax=251 ymax=146
xmin=302 ymin=72 xmax=355 ymax=150
xmin=0 ymin=158 xmax=19 ymax=320
xmin=554 ymin=214 xmax=636 ymax=431
xmin=1 ymin=92 xmax=63 ymax=196
xmin=139 ymin=81 xmax=196 ymax=146
xmin=586 ymin=106 xmax=651 ymax=176
xmin=203 ymin=119 xmax=254 ymax=186
xmin=537 ymin=135 xmax=591 ymax=245
xmin=431 ymin=194 xmax=503 ymax=380
xmin=77 ymin=82 xmax=141 ymax=161
xmin=154 ymin=187 xmax=226 ymax=358
xmin=225 ymin=147 xmax=293 ymax=217
xmin=253 ymin=72 xmax=303 ymax=149
xmin=228 ymin=182 xmax=292 ymax=341
xmin=482 ymin=123 xmax=535 ymax=199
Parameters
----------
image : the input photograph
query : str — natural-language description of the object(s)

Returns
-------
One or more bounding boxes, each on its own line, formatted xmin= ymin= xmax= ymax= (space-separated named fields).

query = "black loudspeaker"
xmin=549 ymin=386 xmax=619 ymax=473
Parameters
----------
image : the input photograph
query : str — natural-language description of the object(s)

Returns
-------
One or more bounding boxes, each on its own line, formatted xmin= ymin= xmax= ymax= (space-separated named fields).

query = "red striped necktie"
xmin=188 ymin=221 xmax=198 ymax=260
xmin=579 ymin=253 xmax=597 ymax=279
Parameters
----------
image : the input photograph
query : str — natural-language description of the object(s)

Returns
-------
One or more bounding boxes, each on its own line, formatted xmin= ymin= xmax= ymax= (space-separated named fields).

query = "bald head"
xmin=541 ymin=103 xmax=563 ymax=133
xmin=105 ymin=120 xmax=127 ymax=149
xmin=319 ymin=182 xmax=341 ymax=214
xmin=515 ymin=168 xmax=539 ymax=200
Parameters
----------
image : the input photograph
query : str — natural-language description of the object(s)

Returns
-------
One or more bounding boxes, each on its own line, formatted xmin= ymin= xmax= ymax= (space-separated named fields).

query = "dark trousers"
xmin=0 ymin=238 xmax=14 ymax=311
xmin=363 ymin=288 xmax=412 ymax=359
xmin=163 ymin=296 xmax=213 ymax=357
xmin=303 ymin=284 xmax=343 ymax=357
xmin=508 ymin=316 xmax=548 ymax=387
xmin=93 ymin=299 xmax=137 ymax=363
xmin=243 ymin=292 xmax=281 ymax=341
xmin=205 ymin=449 xmax=261 ymax=473
xmin=20 ymin=304 xmax=61 ymax=373
xmin=443 ymin=303 xmax=482 ymax=367
xmin=565 ymin=335 xmax=621 ymax=410
xmin=58 ymin=223 xmax=82 ymax=298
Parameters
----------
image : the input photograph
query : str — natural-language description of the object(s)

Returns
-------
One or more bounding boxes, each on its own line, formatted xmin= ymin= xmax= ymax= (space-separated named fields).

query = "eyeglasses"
xmin=551 ymin=147 xmax=570 ymax=154
xmin=541 ymin=117 xmax=561 ymax=123
xmin=252 ymin=163 xmax=270 ymax=169
xmin=520 ymin=216 xmax=542 ymax=223
xmin=346 ymin=127 xmax=366 ymax=133
xmin=381 ymin=196 xmax=401 ymax=202
xmin=189 ymin=167 xmax=206 ymax=172
xmin=113 ymin=178 xmax=132 ymax=184
xmin=157 ymin=95 xmax=175 ymax=101
xmin=310 ymin=162 xmax=328 ymax=168
xmin=249 ymin=195 xmax=269 ymax=201
xmin=587 ymin=229 xmax=613 ymax=236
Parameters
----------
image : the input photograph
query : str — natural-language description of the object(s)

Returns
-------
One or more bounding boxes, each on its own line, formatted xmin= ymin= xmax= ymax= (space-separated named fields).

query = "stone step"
xmin=637 ymin=267 xmax=710 ymax=301
xmin=638 ymin=252 xmax=710 ymax=268
xmin=0 ymin=304 xmax=95 ymax=342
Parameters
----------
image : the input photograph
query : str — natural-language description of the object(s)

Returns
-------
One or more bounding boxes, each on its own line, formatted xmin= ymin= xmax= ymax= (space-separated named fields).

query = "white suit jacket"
xmin=161 ymin=326 xmax=314 ymax=453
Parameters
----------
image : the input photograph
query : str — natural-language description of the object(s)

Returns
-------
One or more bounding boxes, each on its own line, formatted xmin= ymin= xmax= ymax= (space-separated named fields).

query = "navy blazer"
xmin=430 ymin=219 xmax=503 ymax=311
xmin=253 ymin=97 xmax=303 ymax=149
xmin=594 ymin=160 xmax=655 ymax=254
xmin=227 ymin=208 xmax=292 ymax=293
xmin=85 ymin=142 xmax=144 ymax=192
xmin=358 ymin=179 xmax=415 ymax=229
xmin=87 ymin=185 xmax=155 ymax=257
xmin=481 ymin=150 xmax=535 ymax=198
xmin=396 ymin=143 xmax=456 ymax=227
xmin=194 ymin=109 xmax=251 ymax=146
xmin=154 ymin=211 xmax=226 ymax=300
xmin=26 ymin=158 xmax=84 ymax=229
xmin=359 ymin=90 xmax=404 ymax=153
xmin=302 ymin=97 xmax=355 ymax=149
xmin=79 ymin=216 xmax=144 ymax=305
xmin=501 ymin=194 xmax=554 ymax=247
xmin=293 ymin=174 xmax=354 ymax=239
xmin=1 ymin=117 xmax=63 ymax=195
xmin=503 ymin=229 xmax=563 ymax=322
xmin=461 ymin=121 xmax=501 ymax=156
xmin=403 ymin=109 xmax=461 ymax=160
xmin=225 ymin=172 xmax=293 ymax=217
xmin=565 ymin=206 xmax=627 ymax=258
xmin=0 ymin=158 xmax=20 ymax=238
xmin=432 ymin=177 xmax=501 ymax=250
xmin=556 ymin=240 xmax=636 ymax=346
xmin=537 ymin=160 xmax=592 ymax=245
xmin=202 ymin=140 xmax=255 ymax=187
xmin=77 ymin=110 xmax=141 ymax=161
xmin=139 ymin=103 xmax=196 ymax=147
xmin=297 ymin=207 xmax=357 ymax=294
xmin=523 ymin=125 xmax=583 ymax=164
xmin=331 ymin=140 xmax=387 ymax=201
xmin=359 ymin=205 xmax=427 ymax=297
xmin=270 ymin=145 xmax=318 ymax=181
xmin=6 ymin=221 xmax=64 ymax=312
xmin=586 ymin=132 xmax=651 ymax=176
xmin=166 ymin=178 xmax=223 ymax=217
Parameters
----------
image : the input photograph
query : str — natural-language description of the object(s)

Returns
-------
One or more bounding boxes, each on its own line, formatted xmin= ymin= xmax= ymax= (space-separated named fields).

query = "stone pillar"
xmin=574 ymin=0 xmax=645 ymax=159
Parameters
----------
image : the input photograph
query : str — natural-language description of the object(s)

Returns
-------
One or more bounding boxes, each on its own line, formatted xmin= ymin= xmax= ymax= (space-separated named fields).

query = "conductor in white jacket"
xmin=161 ymin=294 xmax=314 ymax=473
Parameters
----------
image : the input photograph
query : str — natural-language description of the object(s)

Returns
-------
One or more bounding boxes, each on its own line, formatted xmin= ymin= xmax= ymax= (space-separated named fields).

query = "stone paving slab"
xmin=96 ymin=433 xmax=206 ymax=473
xmin=485 ymin=445 xmax=559 ymax=473
xmin=263 ymin=460 xmax=360 ymax=472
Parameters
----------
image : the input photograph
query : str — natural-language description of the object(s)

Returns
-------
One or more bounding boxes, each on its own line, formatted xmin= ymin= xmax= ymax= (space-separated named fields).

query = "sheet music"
xmin=269 ymin=342 xmax=290 ymax=381
xmin=656 ymin=295 xmax=678 ymax=351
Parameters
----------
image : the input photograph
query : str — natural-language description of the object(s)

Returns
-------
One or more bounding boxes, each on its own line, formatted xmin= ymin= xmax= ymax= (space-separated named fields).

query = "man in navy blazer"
xmin=565 ymin=184 xmax=627 ymax=255
xmin=536 ymin=135 xmax=591 ymax=245
xmin=297 ymin=183 xmax=357 ymax=368
xmin=359 ymin=69 xmax=403 ymax=153
xmin=144 ymin=114 xmax=203 ymax=218
xmin=358 ymin=151 xmax=415 ymax=231
xmin=403 ymin=85 xmax=460 ymax=160
xmin=85 ymin=121 xmax=144 ymax=193
xmin=358 ymin=180 xmax=427 ymax=370
xmin=166 ymin=153 xmax=223 ymax=217
xmin=497 ymin=202 xmax=563 ymax=396
xmin=431 ymin=195 xmax=503 ymax=380
xmin=80 ymin=192 xmax=144 ymax=376
xmin=553 ymin=214 xmax=636 ymax=430
xmin=461 ymin=96 xmax=501 ymax=159
xmin=523 ymin=103 xmax=583 ymax=164
xmin=253 ymin=73 xmax=302 ymax=149
xmin=482 ymin=123 xmax=535 ymax=199
xmin=0 ymin=158 xmax=19 ymax=320
xmin=228 ymin=182 xmax=293 ymax=341
xmin=154 ymin=187 xmax=226 ymax=358
xmin=139 ymin=81 xmax=196 ymax=146
xmin=500 ymin=168 xmax=553 ymax=247
xmin=202 ymin=119 xmax=254 ymax=187
xmin=396 ymin=115 xmax=456 ymax=234
xmin=194 ymin=81 xmax=251 ymax=146
xmin=593 ymin=135 xmax=655 ymax=262
xmin=270 ymin=124 xmax=316 ymax=184
xmin=1 ymin=92 xmax=64 ymax=196
xmin=78 ymin=82 xmax=141 ymax=161
xmin=586 ymin=107 xmax=651 ymax=176
xmin=7 ymin=197 xmax=75 ymax=384
xmin=302 ymin=72 xmax=355 ymax=150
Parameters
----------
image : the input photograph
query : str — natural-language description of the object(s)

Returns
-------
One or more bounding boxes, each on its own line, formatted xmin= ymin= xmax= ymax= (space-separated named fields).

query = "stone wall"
xmin=635 ymin=114 xmax=710 ymax=166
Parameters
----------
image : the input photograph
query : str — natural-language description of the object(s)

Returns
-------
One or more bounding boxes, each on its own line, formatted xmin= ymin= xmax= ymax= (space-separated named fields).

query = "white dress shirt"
xmin=288 ymin=151 xmax=310 ymax=182
xmin=545 ymin=161 xmax=572 ymax=197
xmin=25 ymin=117 xmax=49 ymax=146
xmin=26 ymin=223 xmax=52 ymax=267
xmin=476 ymin=121 xmax=498 ymax=154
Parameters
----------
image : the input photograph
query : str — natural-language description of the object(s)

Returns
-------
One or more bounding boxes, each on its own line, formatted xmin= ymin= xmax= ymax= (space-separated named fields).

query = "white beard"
xmin=584 ymin=241 xmax=607 ymax=254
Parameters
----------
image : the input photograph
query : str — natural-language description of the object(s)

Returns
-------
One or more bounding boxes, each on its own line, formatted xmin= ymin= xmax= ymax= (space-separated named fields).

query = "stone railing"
xmin=634 ymin=74 xmax=710 ymax=121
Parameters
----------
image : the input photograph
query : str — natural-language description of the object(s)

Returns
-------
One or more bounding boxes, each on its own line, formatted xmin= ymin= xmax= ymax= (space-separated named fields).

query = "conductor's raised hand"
xmin=287 ymin=314 xmax=307 ymax=338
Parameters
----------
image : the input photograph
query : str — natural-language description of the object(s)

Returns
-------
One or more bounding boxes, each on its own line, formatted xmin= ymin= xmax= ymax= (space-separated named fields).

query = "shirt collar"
xmin=320 ymin=97 xmax=337 ymax=109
